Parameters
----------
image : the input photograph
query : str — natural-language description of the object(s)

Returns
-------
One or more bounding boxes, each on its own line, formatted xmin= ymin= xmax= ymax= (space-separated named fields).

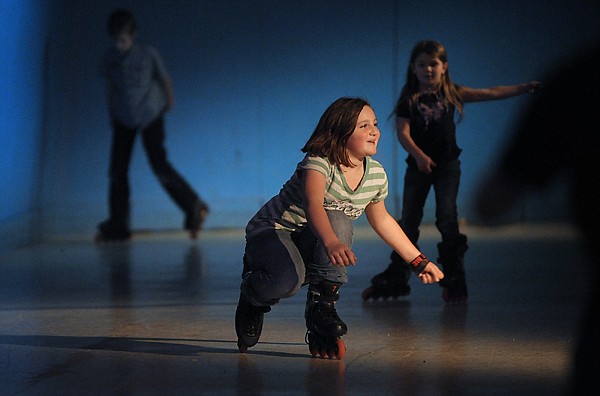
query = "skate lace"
xmin=308 ymin=302 xmax=342 ymax=325
xmin=305 ymin=303 xmax=343 ymax=344
xmin=243 ymin=306 xmax=270 ymax=336
xmin=318 ymin=307 xmax=340 ymax=323
xmin=245 ymin=315 xmax=260 ymax=336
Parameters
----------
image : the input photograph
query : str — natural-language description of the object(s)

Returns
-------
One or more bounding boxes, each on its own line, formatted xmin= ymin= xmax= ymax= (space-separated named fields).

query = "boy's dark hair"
xmin=302 ymin=97 xmax=370 ymax=167
xmin=107 ymin=9 xmax=137 ymax=36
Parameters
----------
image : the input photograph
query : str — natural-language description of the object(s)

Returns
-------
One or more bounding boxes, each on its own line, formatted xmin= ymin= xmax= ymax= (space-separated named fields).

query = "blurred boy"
xmin=97 ymin=9 xmax=208 ymax=242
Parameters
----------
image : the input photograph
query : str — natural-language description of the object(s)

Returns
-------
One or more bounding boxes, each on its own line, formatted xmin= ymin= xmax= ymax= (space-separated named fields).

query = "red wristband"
xmin=410 ymin=253 xmax=429 ymax=274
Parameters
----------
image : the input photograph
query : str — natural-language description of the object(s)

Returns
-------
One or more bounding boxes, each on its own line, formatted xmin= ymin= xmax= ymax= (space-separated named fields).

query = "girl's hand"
xmin=524 ymin=80 xmax=543 ymax=94
xmin=417 ymin=262 xmax=444 ymax=284
xmin=416 ymin=154 xmax=437 ymax=174
xmin=325 ymin=241 xmax=357 ymax=266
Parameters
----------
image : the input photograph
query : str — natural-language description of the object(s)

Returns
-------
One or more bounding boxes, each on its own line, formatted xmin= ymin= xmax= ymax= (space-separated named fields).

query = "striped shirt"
xmin=246 ymin=154 xmax=388 ymax=238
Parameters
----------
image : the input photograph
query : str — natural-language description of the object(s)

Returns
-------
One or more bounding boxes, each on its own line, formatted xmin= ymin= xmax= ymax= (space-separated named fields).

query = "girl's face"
xmin=346 ymin=106 xmax=380 ymax=163
xmin=412 ymin=52 xmax=448 ymax=91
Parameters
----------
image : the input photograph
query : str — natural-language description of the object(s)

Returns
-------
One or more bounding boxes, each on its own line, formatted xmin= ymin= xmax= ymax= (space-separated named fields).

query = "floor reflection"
xmin=0 ymin=228 xmax=588 ymax=395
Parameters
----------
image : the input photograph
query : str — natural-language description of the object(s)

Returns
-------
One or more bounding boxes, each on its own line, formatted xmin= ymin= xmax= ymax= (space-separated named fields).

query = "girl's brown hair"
xmin=302 ymin=97 xmax=370 ymax=167
xmin=393 ymin=40 xmax=464 ymax=120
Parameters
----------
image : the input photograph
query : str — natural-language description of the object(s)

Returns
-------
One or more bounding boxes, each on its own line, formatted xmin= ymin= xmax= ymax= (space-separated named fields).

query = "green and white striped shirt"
xmin=246 ymin=154 xmax=388 ymax=238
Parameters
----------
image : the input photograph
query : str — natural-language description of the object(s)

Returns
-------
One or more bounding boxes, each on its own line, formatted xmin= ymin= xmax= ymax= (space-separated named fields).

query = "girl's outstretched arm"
xmin=365 ymin=200 xmax=444 ymax=283
xmin=303 ymin=169 xmax=356 ymax=266
xmin=459 ymin=81 xmax=542 ymax=103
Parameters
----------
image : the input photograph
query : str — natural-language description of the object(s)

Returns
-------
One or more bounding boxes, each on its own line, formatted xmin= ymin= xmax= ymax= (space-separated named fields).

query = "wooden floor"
xmin=0 ymin=225 xmax=587 ymax=395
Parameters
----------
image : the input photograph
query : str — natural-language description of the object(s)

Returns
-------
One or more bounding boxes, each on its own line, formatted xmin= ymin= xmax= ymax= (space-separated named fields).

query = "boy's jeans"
xmin=107 ymin=116 xmax=200 ymax=226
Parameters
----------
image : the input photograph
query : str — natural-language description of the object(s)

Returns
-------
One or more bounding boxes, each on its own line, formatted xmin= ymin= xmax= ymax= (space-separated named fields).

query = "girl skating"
xmin=235 ymin=97 xmax=443 ymax=359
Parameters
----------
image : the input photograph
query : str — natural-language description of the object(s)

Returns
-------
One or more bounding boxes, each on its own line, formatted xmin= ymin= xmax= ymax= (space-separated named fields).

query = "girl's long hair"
xmin=302 ymin=97 xmax=369 ymax=167
xmin=393 ymin=40 xmax=464 ymax=120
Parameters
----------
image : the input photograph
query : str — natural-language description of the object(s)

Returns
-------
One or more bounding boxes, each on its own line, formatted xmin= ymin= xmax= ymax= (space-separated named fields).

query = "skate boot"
xmin=438 ymin=236 xmax=469 ymax=303
xmin=184 ymin=199 xmax=209 ymax=240
xmin=235 ymin=292 xmax=271 ymax=353
xmin=440 ymin=274 xmax=468 ymax=303
xmin=95 ymin=219 xmax=131 ymax=243
xmin=305 ymin=281 xmax=347 ymax=359
xmin=362 ymin=259 xmax=411 ymax=300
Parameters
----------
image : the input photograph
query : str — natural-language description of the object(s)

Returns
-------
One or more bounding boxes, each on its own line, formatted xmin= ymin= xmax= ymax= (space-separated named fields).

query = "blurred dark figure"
xmin=96 ymin=9 xmax=208 ymax=242
xmin=474 ymin=43 xmax=600 ymax=396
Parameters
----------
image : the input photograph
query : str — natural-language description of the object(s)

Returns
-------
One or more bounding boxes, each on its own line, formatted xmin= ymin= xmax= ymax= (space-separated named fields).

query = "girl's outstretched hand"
xmin=417 ymin=262 xmax=444 ymax=284
xmin=525 ymin=80 xmax=543 ymax=94
xmin=325 ymin=241 xmax=357 ymax=266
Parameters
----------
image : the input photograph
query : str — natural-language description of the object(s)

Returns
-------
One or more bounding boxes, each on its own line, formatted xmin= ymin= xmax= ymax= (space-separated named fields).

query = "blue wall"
xmin=2 ymin=0 xmax=600 ymax=245
xmin=0 ymin=0 xmax=48 ymax=246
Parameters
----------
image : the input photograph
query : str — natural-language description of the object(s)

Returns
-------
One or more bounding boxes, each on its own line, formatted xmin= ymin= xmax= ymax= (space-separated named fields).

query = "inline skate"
xmin=235 ymin=292 xmax=271 ymax=353
xmin=184 ymin=199 xmax=209 ymax=240
xmin=94 ymin=219 xmax=131 ymax=243
xmin=362 ymin=260 xmax=411 ymax=300
xmin=438 ymin=237 xmax=468 ymax=303
xmin=305 ymin=281 xmax=347 ymax=359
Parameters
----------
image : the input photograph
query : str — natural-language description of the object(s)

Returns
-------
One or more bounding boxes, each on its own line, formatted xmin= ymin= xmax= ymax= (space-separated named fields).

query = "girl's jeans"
xmin=241 ymin=210 xmax=353 ymax=307
xmin=391 ymin=159 xmax=467 ymax=265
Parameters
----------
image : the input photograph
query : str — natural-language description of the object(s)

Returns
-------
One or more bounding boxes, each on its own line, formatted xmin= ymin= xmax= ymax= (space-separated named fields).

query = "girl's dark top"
xmin=396 ymin=92 xmax=462 ymax=168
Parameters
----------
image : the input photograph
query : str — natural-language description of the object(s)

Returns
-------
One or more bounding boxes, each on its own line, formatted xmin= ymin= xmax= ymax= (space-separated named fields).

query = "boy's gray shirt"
xmin=102 ymin=42 xmax=169 ymax=129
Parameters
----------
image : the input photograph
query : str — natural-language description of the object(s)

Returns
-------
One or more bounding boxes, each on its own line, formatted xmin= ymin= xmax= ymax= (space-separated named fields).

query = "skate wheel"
xmin=94 ymin=234 xmax=130 ymax=245
xmin=362 ymin=286 xmax=378 ymax=301
xmin=309 ymin=347 xmax=319 ymax=357
xmin=361 ymin=287 xmax=371 ymax=300
xmin=442 ymin=288 xmax=468 ymax=303
xmin=319 ymin=349 xmax=328 ymax=359
xmin=237 ymin=340 xmax=248 ymax=353
xmin=335 ymin=338 xmax=346 ymax=360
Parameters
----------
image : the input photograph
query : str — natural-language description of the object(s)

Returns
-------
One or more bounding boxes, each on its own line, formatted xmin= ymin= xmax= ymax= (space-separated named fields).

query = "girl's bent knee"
xmin=269 ymin=281 xmax=302 ymax=299
xmin=327 ymin=211 xmax=353 ymax=246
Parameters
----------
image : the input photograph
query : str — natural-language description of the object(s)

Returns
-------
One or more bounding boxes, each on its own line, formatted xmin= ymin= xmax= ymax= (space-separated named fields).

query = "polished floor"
xmin=0 ymin=224 xmax=588 ymax=395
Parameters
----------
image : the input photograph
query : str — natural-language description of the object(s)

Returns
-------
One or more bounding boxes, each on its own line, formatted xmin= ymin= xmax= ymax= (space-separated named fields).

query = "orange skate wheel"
xmin=335 ymin=338 xmax=346 ymax=360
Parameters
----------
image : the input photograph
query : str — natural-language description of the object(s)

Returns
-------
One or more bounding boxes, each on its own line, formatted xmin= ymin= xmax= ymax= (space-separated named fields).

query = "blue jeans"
xmin=241 ymin=211 xmax=353 ymax=307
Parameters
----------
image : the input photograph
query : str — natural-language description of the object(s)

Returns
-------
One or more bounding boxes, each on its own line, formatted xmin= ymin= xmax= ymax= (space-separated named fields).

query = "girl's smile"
xmin=346 ymin=106 xmax=380 ymax=165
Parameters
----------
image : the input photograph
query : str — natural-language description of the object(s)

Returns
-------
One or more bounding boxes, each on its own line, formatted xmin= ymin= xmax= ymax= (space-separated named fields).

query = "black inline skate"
xmin=94 ymin=219 xmax=131 ymax=243
xmin=184 ymin=199 xmax=209 ymax=240
xmin=440 ymin=274 xmax=468 ymax=303
xmin=362 ymin=259 xmax=412 ymax=300
xmin=437 ymin=237 xmax=468 ymax=303
xmin=235 ymin=292 xmax=271 ymax=353
xmin=305 ymin=281 xmax=347 ymax=359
